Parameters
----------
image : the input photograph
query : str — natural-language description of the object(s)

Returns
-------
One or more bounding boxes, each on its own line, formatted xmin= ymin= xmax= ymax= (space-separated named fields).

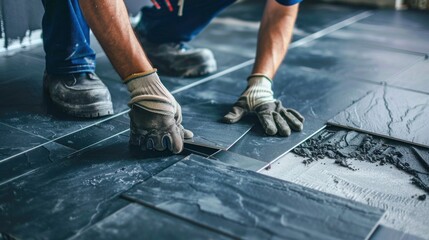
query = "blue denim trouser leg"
xmin=137 ymin=0 xmax=237 ymax=43
xmin=41 ymin=0 xmax=96 ymax=74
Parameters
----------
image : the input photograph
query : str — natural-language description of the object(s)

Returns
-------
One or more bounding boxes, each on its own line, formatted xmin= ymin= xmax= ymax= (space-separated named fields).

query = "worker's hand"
xmin=222 ymin=74 xmax=304 ymax=136
xmin=126 ymin=70 xmax=193 ymax=154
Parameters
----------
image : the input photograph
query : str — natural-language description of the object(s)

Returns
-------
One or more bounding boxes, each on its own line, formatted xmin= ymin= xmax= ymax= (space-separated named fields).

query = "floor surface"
xmin=0 ymin=0 xmax=428 ymax=239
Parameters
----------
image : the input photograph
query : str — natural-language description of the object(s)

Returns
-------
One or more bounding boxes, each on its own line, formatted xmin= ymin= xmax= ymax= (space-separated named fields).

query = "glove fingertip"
xmin=169 ymin=127 xmax=184 ymax=154
xmin=265 ymin=128 xmax=278 ymax=136
xmin=296 ymin=123 xmax=304 ymax=132
xmin=222 ymin=113 xmax=240 ymax=124
xmin=183 ymin=129 xmax=194 ymax=139
xmin=278 ymin=129 xmax=291 ymax=137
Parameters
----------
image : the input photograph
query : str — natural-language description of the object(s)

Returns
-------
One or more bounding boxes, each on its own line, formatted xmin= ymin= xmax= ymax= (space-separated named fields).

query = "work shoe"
xmin=43 ymin=72 xmax=114 ymax=118
xmin=136 ymin=37 xmax=217 ymax=77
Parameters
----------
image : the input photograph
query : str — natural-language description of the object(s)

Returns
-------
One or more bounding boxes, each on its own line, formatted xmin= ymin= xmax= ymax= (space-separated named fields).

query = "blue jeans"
xmin=41 ymin=0 xmax=236 ymax=74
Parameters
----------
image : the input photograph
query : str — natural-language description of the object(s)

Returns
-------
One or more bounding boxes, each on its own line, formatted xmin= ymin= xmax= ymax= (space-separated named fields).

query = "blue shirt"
xmin=276 ymin=0 xmax=303 ymax=6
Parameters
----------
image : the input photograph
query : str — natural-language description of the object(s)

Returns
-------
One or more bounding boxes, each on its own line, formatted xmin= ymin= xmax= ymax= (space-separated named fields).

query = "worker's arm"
xmin=79 ymin=0 xmax=151 ymax=79
xmin=252 ymin=0 xmax=298 ymax=78
xmin=223 ymin=0 xmax=304 ymax=136
xmin=79 ymin=0 xmax=192 ymax=153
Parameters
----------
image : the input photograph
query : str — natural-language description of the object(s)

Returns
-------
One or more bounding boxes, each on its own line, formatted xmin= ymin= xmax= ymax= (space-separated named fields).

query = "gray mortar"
xmin=293 ymin=127 xmax=429 ymax=193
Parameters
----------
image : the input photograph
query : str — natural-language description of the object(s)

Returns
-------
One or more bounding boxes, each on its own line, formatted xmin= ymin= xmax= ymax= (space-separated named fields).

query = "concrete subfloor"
xmin=262 ymin=153 xmax=429 ymax=239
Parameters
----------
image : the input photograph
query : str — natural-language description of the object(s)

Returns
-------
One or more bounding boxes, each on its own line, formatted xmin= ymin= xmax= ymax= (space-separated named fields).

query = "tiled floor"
xmin=1 ymin=0 xmax=428 ymax=239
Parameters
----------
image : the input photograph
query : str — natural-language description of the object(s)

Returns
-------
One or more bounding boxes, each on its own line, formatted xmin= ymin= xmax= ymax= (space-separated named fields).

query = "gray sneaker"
xmin=43 ymin=72 xmax=114 ymax=118
xmin=137 ymin=38 xmax=217 ymax=77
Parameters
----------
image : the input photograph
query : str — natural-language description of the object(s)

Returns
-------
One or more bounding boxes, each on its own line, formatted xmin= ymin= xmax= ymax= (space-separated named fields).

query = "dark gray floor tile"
xmin=0 ymin=135 xmax=185 ymax=239
xmin=190 ymin=2 xmax=369 ymax=59
xmin=209 ymin=150 xmax=266 ymax=171
xmin=192 ymin=21 xmax=258 ymax=58
xmin=0 ymin=123 xmax=47 ymax=161
xmin=1 ymin=111 xmax=101 ymax=140
xmin=360 ymin=10 xmax=429 ymax=32
xmin=228 ymin=115 xmax=326 ymax=162
xmin=329 ymin=22 xmax=429 ymax=54
xmin=328 ymin=85 xmax=429 ymax=148
xmin=0 ymin=53 xmax=44 ymax=81
xmin=170 ymin=86 xmax=253 ymax=150
xmin=391 ymin=60 xmax=429 ymax=94
xmin=0 ymin=115 xmax=132 ymax=186
xmin=216 ymin=0 xmax=264 ymax=22
xmin=295 ymin=3 xmax=371 ymax=34
xmin=0 ymin=56 xmax=47 ymax=131
xmin=284 ymin=37 xmax=425 ymax=83
xmin=123 ymin=154 xmax=384 ymax=240
xmin=55 ymin=118 xmax=129 ymax=150
xmin=0 ymin=141 xmax=74 ymax=185
xmin=369 ymin=225 xmax=424 ymax=240
xmin=179 ymin=97 xmax=254 ymax=150
xmin=71 ymin=203 xmax=233 ymax=240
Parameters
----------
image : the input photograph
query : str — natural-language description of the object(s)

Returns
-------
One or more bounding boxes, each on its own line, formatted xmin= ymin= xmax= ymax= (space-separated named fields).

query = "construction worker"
xmin=41 ymin=0 xmax=305 ymax=154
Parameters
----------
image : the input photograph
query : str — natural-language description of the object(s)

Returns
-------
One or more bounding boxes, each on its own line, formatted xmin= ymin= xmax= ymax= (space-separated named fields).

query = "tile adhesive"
xmin=293 ymin=127 xmax=429 ymax=198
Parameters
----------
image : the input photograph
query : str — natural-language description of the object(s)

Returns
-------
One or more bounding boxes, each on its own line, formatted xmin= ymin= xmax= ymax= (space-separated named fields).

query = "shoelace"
xmin=150 ymin=0 xmax=185 ymax=16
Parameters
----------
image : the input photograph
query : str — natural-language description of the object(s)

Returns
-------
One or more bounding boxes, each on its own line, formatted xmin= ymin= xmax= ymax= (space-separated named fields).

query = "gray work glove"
xmin=125 ymin=70 xmax=193 ymax=153
xmin=223 ymin=74 xmax=304 ymax=136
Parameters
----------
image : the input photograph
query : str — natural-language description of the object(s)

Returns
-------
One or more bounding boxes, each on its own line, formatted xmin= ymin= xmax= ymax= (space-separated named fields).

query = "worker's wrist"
xmin=123 ymin=68 xmax=158 ymax=83
xmin=248 ymin=73 xmax=272 ymax=81
xmin=247 ymin=74 xmax=273 ymax=89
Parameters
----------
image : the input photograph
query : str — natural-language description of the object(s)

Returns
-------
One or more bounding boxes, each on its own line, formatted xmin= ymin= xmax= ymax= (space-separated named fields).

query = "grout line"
xmin=0 ymin=10 xmax=374 ymax=166
xmin=288 ymin=11 xmax=373 ymax=49
xmin=256 ymin=125 xmax=327 ymax=173
xmin=0 ymin=129 xmax=130 ymax=187
xmin=357 ymin=41 xmax=428 ymax=57
xmin=170 ymin=59 xmax=255 ymax=94
xmin=66 ymin=129 xmax=130 ymax=158
xmin=19 ymin=52 xmax=46 ymax=63
xmin=0 ymin=122 xmax=50 ymax=141
xmin=0 ymin=168 xmax=38 ymax=186
xmin=0 ymin=111 xmax=129 ymax=164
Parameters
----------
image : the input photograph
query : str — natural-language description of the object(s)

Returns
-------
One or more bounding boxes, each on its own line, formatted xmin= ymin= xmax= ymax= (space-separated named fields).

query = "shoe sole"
xmin=52 ymin=98 xmax=114 ymax=118
xmin=43 ymin=83 xmax=114 ymax=118
xmin=182 ymin=61 xmax=218 ymax=78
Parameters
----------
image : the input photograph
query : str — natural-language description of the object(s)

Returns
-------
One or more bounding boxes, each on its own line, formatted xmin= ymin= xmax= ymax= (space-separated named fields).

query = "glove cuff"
xmin=123 ymin=69 xmax=158 ymax=83
xmin=125 ymin=69 xmax=177 ymax=116
xmin=247 ymin=74 xmax=273 ymax=90
xmin=247 ymin=73 xmax=273 ymax=83
xmin=242 ymin=74 xmax=275 ymax=110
